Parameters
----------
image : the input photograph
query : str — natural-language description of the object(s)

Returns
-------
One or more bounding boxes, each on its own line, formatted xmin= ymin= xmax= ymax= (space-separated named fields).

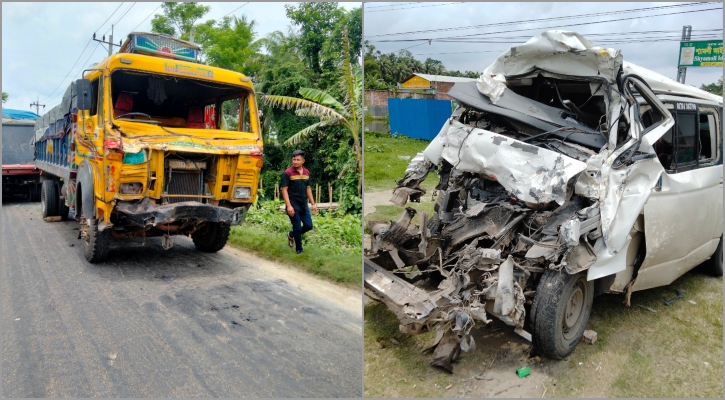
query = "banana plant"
xmin=262 ymin=27 xmax=361 ymax=173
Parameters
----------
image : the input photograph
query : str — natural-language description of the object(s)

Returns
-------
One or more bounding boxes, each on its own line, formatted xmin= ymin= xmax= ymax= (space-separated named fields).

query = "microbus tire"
xmin=531 ymin=269 xmax=594 ymax=360
xmin=41 ymin=180 xmax=59 ymax=218
xmin=83 ymin=217 xmax=110 ymax=263
xmin=703 ymin=236 xmax=723 ymax=277
xmin=192 ymin=222 xmax=231 ymax=253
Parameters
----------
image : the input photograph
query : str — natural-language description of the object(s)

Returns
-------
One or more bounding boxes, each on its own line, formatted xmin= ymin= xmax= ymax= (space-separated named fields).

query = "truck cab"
xmin=34 ymin=32 xmax=263 ymax=262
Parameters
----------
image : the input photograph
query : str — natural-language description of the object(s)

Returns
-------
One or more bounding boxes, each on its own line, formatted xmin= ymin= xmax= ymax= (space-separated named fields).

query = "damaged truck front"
xmin=35 ymin=32 xmax=263 ymax=262
xmin=364 ymin=31 xmax=723 ymax=371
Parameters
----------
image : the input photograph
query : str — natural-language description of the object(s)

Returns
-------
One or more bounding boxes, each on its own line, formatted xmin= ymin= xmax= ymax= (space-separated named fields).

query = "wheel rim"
xmin=563 ymin=280 xmax=585 ymax=340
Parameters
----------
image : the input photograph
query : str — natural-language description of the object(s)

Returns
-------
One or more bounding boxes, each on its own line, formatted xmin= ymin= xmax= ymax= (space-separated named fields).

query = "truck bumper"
xmin=114 ymin=198 xmax=247 ymax=227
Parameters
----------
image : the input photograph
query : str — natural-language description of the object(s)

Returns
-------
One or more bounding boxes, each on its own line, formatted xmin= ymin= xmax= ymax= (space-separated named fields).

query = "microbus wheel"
xmin=82 ymin=217 xmax=110 ymax=263
xmin=531 ymin=269 xmax=594 ymax=359
xmin=703 ymin=236 xmax=723 ymax=277
xmin=192 ymin=222 xmax=231 ymax=253
xmin=41 ymin=180 xmax=59 ymax=218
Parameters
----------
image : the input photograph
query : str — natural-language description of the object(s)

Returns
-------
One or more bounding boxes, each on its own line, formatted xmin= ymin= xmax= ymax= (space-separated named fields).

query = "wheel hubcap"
xmin=563 ymin=282 xmax=585 ymax=340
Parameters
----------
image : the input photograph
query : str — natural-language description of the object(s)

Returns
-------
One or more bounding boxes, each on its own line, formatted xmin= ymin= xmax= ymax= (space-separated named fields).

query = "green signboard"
xmin=678 ymin=40 xmax=723 ymax=67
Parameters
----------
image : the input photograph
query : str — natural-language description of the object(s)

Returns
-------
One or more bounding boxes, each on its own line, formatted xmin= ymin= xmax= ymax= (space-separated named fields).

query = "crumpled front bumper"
xmin=114 ymin=198 xmax=247 ymax=227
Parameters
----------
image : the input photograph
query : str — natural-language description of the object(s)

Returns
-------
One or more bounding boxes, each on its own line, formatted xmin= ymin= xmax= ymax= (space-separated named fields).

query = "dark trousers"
xmin=288 ymin=207 xmax=313 ymax=252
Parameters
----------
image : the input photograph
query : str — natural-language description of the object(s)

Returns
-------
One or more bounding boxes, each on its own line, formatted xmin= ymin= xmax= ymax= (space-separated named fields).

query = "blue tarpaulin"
xmin=2 ymin=109 xmax=40 ymax=120
xmin=388 ymin=98 xmax=452 ymax=141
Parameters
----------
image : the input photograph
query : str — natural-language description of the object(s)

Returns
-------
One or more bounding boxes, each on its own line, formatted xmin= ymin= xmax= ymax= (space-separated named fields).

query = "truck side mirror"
xmin=75 ymin=79 xmax=93 ymax=111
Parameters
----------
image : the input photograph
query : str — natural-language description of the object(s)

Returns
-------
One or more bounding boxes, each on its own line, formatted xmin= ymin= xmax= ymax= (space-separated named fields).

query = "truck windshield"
xmin=109 ymin=70 xmax=255 ymax=133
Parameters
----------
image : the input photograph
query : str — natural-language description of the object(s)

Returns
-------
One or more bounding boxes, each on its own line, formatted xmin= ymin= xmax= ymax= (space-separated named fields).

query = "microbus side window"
xmin=655 ymin=102 xmax=721 ymax=173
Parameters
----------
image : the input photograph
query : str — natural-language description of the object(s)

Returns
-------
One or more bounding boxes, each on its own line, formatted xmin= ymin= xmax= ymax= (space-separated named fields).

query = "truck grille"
xmin=164 ymin=170 xmax=203 ymax=203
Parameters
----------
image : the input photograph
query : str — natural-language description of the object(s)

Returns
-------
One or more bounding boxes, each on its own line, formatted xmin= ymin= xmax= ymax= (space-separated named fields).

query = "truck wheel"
xmin=41 ymin=180 xmax=59 ymax=218
xmin=702 ymin=236 xmax=723 ymax=277
xmin=83 ymin=218 xmax=110 ymax=263
xmin=192 ymin=222 xmax=231 ymax=253
xmin=30 ymin=183 xmax=41 ymax=202
xmin=530 ymin=269 xmax=594 ymax=359
xmin=56 ymin=181 xmax=70 ymax=220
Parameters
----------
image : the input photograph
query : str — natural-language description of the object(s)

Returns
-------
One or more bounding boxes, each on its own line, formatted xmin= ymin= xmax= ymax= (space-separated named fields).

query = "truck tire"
xmin=29 ymin=183 xmax=41 ymax=202
xmin=41 ymin=180 xmax=59 ymax=218
xmin=530 ymin=269 xmax=594 ymax=359
xmin=56 ymin=181 xmax=70 ymax=220
xmin=192 ymin=222 xmax=231 ymax=253
xmin=83 ymin=218 xmax=110 ymax=263
xmin=702 ymin=236 xmax=723 ymax=277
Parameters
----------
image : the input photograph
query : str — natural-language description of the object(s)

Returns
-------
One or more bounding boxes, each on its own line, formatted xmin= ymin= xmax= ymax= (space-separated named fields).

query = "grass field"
xmin=364 ymin=270 xmax=723 ymax=398
xmin=363 ymin=135 xmax=436 ymax=192
xmin=228 ymin=201 xmax=362 ymax=286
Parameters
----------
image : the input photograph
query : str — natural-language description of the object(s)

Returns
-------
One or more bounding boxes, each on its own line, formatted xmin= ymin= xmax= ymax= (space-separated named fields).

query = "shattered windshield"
xmin=109 ymin=70 xmax=254 ymax=133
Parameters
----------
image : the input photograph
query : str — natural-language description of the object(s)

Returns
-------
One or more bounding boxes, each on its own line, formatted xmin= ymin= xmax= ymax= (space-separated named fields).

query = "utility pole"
xmin=30 ymin=95 xmax=45 ymax=115
xmin=92 ymin=24 xmax=122 ymax=57
xmin=676 ymin=25 xmax=692 ymax=84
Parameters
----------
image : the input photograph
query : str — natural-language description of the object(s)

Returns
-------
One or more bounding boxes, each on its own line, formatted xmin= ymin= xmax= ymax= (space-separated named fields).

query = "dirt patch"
xmin=363 ymin=189 xmax=394 ymax=216
xmin=364 ymin=189 xmax=437 ymax=217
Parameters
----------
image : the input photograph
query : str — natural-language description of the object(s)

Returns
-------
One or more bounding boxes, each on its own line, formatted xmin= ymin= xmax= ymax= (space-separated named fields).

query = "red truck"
xmin=2 ymin=109 xmax=42 ymax=201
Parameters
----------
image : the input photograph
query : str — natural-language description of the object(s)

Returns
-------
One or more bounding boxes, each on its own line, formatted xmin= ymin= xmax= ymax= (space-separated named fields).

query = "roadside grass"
xmin=363 ymin=135 xmax=436 ymax=192
xmin=363 ymin=270 xmax=723 ymax=398
xmin=228 ymin=200 xmax=361 ymax=286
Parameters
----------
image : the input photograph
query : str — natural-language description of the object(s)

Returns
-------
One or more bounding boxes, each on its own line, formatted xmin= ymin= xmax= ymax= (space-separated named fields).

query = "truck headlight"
xmin=233 ymin=186 xmax=251 ymax=199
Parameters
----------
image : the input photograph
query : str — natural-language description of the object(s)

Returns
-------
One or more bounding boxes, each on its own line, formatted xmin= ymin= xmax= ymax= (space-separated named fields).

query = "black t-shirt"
xmin=280 ymin=166 xmax=310 ymax=210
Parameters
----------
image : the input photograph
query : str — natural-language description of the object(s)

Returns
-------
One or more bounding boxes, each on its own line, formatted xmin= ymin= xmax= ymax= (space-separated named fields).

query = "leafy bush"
xmin=364 ymin=131 xmax=389 ymax=138
xmin=243 ymin=199 xmax=361 ymax=255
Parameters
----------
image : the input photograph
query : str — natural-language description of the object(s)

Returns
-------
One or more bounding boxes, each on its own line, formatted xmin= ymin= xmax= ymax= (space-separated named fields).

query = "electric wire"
xmin=94 ymin=2 xmax=125 ymax=35
xmin=105 ymin=2 xmax=136 ymax=35
xmin=375 ymin=6 xmax=722 ymax=44
xmin=46 ymin=42 xmax=106 ymax=105
xmin=366 ymin=2 xmax=463 ymax=13
xmin=129 ymin=3 xmax=162 ymax=33
xmin=364 ymin=2 xmax=422 ymax=10
xmin=366 ymin=2 xmax=717 ymax=38
xmin=224 ymin=2 xmax=249 ymax=17
xmin=41 ymin=3 xmax=126 ymax=103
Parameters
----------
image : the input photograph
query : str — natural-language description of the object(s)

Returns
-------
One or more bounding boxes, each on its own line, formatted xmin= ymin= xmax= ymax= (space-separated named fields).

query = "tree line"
xmin=150 ymin=2 xmax=362 ymax=214
xmin=363 ymin=41 xmax=479 ymax=91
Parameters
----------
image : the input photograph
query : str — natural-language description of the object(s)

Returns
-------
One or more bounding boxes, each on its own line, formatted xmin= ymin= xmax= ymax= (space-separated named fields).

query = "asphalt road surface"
xmin=2 ymin=202 xmax=362 ymax=397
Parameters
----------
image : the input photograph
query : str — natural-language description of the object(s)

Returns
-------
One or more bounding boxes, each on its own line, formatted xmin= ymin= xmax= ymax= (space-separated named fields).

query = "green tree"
xmin=263 ymin=30 xmax=362 ymax=210
xmin=2 ymin=92 xmax=7 ymax=103
xmin=195 ymin=15 xmax=261 ymax=75
xmin=151 ymin=2 xmax=210 ymax=40
xmin=700 ymin=79 xmax=723 ymax=95
xmin=284 ymin=2 xmax=346 ymax=74
xmin=423 ymin=57 xmax=445 ymax=75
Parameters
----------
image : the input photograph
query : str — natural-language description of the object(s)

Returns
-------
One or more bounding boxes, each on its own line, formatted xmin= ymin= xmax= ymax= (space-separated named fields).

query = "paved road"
xmin=2 ymin=202 xmax=362 ymax=397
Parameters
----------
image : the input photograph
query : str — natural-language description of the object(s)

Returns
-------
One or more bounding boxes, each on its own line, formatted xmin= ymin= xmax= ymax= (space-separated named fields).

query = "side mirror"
xmin=75 ymin=79 xmax=93 ymax=111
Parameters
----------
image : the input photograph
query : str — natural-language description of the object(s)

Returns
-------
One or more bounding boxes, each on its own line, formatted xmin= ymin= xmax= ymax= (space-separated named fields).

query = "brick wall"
xmin=364 ymin=82 xmax=458 ymax=107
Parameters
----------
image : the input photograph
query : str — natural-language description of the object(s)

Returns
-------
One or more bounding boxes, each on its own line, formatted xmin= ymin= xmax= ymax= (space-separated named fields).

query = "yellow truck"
xmin=34 ymin=32 xmax=263 ymax=262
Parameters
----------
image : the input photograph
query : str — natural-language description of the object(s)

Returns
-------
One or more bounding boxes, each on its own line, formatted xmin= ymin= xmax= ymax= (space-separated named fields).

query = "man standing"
xmin=281 ymin=150 xmax=318 ymax=254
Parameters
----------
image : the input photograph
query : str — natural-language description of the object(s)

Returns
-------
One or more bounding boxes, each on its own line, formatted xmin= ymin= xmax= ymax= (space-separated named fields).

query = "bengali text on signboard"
xmin=678 ymin=40 xmax=723 ymax=67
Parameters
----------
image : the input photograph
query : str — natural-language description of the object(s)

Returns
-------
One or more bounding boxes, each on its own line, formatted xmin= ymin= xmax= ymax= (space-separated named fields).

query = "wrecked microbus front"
xmin=365 ymin=30 xmax=725 ymax=371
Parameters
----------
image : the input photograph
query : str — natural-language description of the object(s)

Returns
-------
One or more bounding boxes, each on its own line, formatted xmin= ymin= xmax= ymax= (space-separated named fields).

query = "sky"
xmin=364 ymin=1 xmax=723 ymax=88
xmin=1 ymin=2 xmax=360 ymax=114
